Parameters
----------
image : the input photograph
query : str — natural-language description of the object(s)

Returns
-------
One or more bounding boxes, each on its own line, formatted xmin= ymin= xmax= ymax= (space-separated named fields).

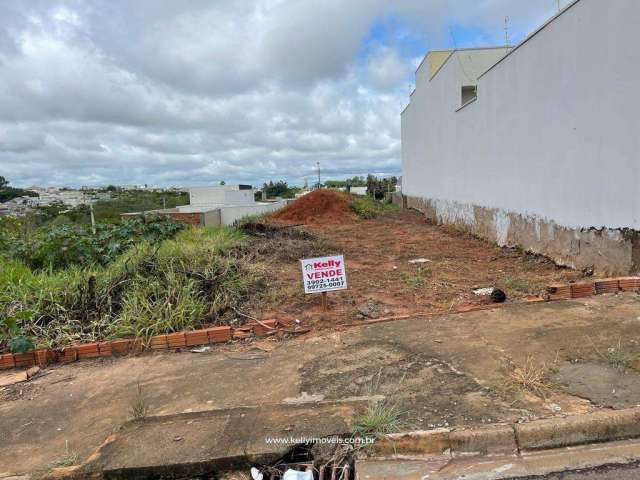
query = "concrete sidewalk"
xmin=2 ymin=294 xmax=640 ymax=476
xmin=75 ymin=400 xmax=363 ymax=479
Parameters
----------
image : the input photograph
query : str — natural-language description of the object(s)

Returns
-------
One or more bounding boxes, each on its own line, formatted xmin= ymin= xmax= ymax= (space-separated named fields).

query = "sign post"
xmin=300 ymin=254 xmax=348 ymax=310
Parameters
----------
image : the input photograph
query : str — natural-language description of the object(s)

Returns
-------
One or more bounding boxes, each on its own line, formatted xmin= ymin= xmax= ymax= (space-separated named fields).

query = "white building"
xmin=401 ymin=0 xmax=640 ymax=275
xmin=122 ymin=184 xmax=285 ymax=226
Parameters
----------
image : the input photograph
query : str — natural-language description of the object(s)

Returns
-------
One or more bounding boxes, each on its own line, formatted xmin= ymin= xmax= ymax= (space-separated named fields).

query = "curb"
xmin=374 ymin=407 xmax=640 ymax=457
xmin=0 ymin=320 xmax=278 ymax=372
xmin=3 ymin=276 xmax=637 ymax=372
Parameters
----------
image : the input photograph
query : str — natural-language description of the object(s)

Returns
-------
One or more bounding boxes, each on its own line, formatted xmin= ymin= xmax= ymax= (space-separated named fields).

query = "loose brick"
xmin=77 ymin=342 xmax=100 ymax=359
xmin=253 ymin=319 xmax=278 ymax=337
xmin=13 ymin=352 xmax=36 ymax=368
xmin=129 ymin=338 xmax=144 ymax=353
xmin=571 ymin=283 xmax=595 ymax=298
xmin=233 ymin=330 xmax=253 ymax=340
xmin=34 ymin=349 xmax=55 ymax=366
xmin=149 ymin=334 xmax=168 ymax=350
xmin=60 ymin=347 xmax=79 ymax=363
xmin=595 ymin=279 xmax=620 ymax=294
xmin=206 ymin=326 xmax=231 ymax=343
xmin=110 ymin=339 xmax=131 ymax=355
xmin=185 ymin=330 xmax=209 ymax=347
xmin=98 ymin=342 xmax=113 ymax=356
xmin=166 ymin=332 xmax=187 ymax=349
xmin=0 ymin=353 xmax=15 ymax=369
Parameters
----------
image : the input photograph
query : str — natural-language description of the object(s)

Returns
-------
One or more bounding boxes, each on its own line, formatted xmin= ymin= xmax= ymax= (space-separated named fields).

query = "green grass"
xmin=129 ymin=383 xmax=149 ymax=419
xmin=349 ymin=195 xmax=398 ymax=219
xmin=353 ymin=399 xmax=406 ymax=438
xmin=500 ymin=277 xmax=544 ymax=295
xmin=51 ymin=440 xmax=79 ymax=468
xmin=604 ymin=340 xmax=638 ymax=373
xmin=0 ymin=226 xmax=260 ymax=351
xmin=399 ymin=266 xmax=431 ymax=288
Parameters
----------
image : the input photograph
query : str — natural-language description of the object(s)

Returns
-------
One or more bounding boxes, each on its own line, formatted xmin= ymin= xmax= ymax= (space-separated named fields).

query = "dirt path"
xmin=264 ymin=209 xmax=582 ymax=327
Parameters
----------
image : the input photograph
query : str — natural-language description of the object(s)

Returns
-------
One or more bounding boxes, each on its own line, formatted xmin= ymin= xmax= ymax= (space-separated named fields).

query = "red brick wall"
xmin=169 ymin=212 xmax=202 ymax=227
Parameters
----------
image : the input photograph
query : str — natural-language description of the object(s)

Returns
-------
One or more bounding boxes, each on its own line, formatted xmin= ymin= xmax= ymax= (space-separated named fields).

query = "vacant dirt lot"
xmin=262 ymin=207 xmax=583 ymax=328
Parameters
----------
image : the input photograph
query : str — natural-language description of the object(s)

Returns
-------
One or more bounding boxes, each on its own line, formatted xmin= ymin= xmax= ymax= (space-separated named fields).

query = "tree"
xmin=366 ymin=175 xmax=398 ymax=200
xmin=0 ymin=176 xmax=38 ymax=203
xmin=219 ymin=181 xmax=226 ymax=186
xmin=262 ymin=180 xmax=299 ymax=199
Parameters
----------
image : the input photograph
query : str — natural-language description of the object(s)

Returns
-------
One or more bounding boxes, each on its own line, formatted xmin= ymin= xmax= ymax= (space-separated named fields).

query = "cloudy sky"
xmin=0 ymin=0 xmax=571 ymax=188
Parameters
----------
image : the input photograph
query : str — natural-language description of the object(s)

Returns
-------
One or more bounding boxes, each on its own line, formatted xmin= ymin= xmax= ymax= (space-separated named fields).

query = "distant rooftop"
xmin=423 ymin=46 xmax=512 ymax=81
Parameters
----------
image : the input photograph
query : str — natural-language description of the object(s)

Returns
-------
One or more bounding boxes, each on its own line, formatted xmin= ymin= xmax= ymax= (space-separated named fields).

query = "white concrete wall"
xmin=189 ymin=186 xmax=254 ymax=206
xmin=402 ymin=0 xmax=640 ymax=231
xmin=219 ymin=201 xmax=286 ymax=225
xmin=350 ymin=187 xmax=368 ymax=196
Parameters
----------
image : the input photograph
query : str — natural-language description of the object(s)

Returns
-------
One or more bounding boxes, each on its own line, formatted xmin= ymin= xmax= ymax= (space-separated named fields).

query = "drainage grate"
xmin=249 ymin=442 xmax=356 ymax=480
xmin=256 ymin=461 xmax=352 ymax=480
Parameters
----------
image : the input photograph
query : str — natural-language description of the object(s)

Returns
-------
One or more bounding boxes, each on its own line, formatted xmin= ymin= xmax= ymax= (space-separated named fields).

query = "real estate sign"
xmin=301 ymin=255 xmax=348 ymax=294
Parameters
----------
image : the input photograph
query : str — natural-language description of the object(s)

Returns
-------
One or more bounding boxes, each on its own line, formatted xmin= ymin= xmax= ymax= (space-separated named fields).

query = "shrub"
xmin=0 ymin=226 xmax=262 ymax=351
xmin=349 ymin=195 xmax=398 ymax=219
xmin=1 ymin=216 xmax=184 ymax=271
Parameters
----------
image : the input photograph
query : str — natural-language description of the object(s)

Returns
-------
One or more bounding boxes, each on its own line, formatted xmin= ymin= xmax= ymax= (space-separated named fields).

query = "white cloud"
xmin=0 ymin=0 xmax=569 ymax=187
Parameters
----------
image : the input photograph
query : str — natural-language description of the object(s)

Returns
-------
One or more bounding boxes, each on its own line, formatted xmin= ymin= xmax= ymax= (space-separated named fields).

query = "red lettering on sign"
xmin=312 ymin=260 xmax=342 ymax=269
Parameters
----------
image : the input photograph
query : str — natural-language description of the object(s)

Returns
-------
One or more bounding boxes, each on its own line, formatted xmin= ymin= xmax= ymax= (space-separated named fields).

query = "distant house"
xmin=121 ymin=184 xmax=285 ymax=227
xmin=401 ymin=0 xmax=640 ymax=275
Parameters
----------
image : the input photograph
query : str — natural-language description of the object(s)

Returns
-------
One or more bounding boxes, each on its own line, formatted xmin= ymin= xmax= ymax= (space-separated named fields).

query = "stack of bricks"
xmin=618 ymin=277 xmax=640 ymax=292
xmin=0 ymin=321 xmax=276 ymax=371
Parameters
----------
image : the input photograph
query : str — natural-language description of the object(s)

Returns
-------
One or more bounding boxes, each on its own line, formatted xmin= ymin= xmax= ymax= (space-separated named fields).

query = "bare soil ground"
xmin=4 ymin=206 xmax=640 ymax=476
xmin=261 ymin=208 xmax=583 ymax=328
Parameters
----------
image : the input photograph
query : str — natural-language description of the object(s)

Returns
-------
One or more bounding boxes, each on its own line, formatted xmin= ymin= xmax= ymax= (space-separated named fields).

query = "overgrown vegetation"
xmin=1 ymin=216 xmax=184 ymax=271
xmin=0 ymin=225 xmax=263 ymax=351
xmin=348 ymin=195 xmax=398 ymax=219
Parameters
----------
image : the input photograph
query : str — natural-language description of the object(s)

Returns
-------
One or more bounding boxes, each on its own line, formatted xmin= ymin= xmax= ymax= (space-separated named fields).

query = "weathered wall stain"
xmin=406 ymin=195 xmax=639 ymax=276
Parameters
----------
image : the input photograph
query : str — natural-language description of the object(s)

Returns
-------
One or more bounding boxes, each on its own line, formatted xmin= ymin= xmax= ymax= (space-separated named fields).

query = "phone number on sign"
xmin=305 ymin=279 xmax=345 ymax=290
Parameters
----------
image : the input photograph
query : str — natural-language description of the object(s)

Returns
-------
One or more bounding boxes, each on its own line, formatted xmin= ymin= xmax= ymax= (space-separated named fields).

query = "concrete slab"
xmin=553 ymin=363 xmax=640 ymax=409
xmin=81 ymin=400 xmax=363 ymax=479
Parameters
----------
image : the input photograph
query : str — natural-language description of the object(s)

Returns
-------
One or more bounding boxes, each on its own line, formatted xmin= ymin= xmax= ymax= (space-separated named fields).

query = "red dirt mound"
xmin=271 ymin=189 xmax=352 ymax=224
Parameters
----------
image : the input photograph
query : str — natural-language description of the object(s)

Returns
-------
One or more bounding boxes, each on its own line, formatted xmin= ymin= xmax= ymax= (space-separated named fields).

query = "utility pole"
xmin=89 ymin=202 xmax=96 ymax=235
xmin=316 ymin=162 xmax=321 ymax=189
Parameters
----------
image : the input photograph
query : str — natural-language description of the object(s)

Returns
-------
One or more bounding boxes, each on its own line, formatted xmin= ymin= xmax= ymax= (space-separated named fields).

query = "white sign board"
xmin=301 ymin=255 xmax=348 ymax=294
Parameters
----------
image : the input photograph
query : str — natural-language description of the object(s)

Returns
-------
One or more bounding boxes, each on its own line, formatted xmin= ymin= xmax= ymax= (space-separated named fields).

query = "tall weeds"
xmin=0 ymin=226 xmax=262 ymax=350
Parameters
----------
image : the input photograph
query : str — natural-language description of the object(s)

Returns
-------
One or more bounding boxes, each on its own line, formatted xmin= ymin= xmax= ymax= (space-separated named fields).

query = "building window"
xmin=461 ymin=85 xmax=477 ymax=106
